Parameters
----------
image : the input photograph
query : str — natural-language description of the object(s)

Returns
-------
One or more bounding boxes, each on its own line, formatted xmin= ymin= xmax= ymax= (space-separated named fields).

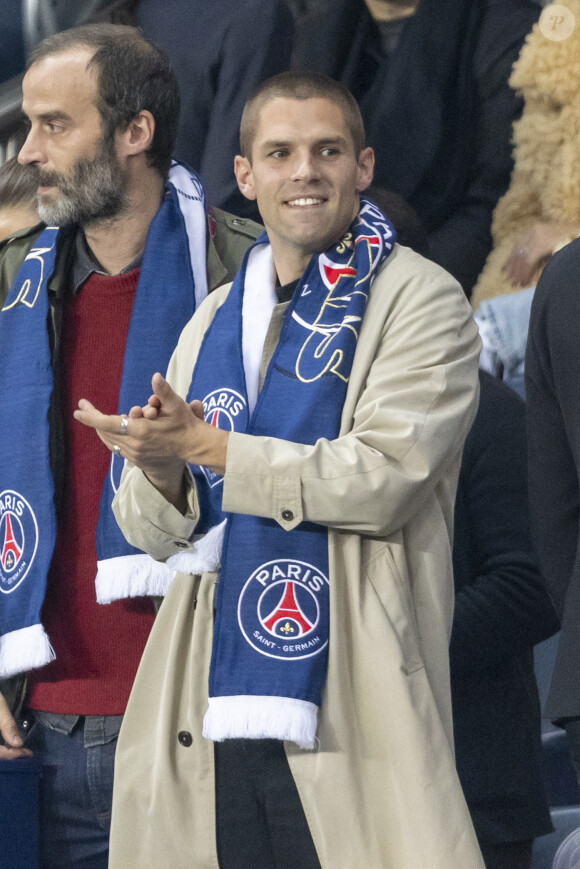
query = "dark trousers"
xmin=480 ymin=839 xmax=533 ymax=869
xmin=215 ymin=738 xmax=321 ymax=869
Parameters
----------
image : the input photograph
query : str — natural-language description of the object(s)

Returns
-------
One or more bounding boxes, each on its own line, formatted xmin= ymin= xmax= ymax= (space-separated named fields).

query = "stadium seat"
xmin=533 ymin=808 xmax=580 ymax=869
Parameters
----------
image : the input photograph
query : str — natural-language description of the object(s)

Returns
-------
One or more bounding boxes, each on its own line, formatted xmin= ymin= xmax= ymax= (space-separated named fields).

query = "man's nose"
xmin=290 ymin=151 xmax=320 ymax=182
xmin=18 ymin=129 xmax=44 ymax=166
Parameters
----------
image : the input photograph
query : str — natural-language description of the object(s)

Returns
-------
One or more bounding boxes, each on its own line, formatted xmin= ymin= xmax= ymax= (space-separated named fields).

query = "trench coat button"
xmin=281 ymin=509 xmax=294 ymax=521
xmin=174 ymin=540 xmax=188 ymax=548
xmin=178 ymin=730 xmax=193 ymax=747
xmin=232 ymin=218 xmax=245 ymax=226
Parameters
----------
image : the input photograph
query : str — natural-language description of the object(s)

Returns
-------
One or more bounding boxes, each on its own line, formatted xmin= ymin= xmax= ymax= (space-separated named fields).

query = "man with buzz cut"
xmin=0 ymin=23 xmax=260 ymax=868
xmin=77 ymin=72 xmax=485 ymax=868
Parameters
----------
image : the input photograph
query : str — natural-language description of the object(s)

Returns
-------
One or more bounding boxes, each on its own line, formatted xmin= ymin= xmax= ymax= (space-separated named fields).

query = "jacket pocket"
xmin=364 ymin=544 xmax=424 ymax=675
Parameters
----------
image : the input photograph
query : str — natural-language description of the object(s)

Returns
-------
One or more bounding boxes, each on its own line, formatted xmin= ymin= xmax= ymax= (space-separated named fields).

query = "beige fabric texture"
xmin=109 ymin=244 xmax=484 ymax=869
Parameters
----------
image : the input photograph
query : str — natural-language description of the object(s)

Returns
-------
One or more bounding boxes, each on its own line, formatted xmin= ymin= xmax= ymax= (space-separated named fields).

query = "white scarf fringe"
xmin=96 ymin=553 xmax=174 ymax=604
xmin=0 ymin=623 xmax=55 ymax=678
xmin=96 ymin=521 xmax=227 ymax=604
xmin=203 ymin=695 xmax=318 ymax=750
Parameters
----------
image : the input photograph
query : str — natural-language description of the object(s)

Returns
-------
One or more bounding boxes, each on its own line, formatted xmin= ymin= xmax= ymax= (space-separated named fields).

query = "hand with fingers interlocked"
xmin=74 ymin=373 xmax=229 ymax=507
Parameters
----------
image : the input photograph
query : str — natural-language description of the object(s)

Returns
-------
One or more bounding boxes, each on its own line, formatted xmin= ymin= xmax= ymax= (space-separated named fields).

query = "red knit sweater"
xmin=28 ymin=269 xmax=156 ymax=715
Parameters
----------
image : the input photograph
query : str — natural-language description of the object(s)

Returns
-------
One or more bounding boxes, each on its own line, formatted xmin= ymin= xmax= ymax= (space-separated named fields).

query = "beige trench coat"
xmin=109 ymin=244 xmax=484 ymax=869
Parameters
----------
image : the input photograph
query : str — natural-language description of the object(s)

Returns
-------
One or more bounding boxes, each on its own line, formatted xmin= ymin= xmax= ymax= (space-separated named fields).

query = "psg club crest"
xmin=200 ymin=388 xmax=247 ymax=488
xmin=238 ymin=559 xmax=329 ymax=660
xmin=0 ymin=490 xmax=39 ymax=594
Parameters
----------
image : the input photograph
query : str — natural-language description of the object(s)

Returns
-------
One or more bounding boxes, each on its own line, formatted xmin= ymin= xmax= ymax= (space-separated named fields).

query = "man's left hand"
xmin=74 ymin=373 xmax=229 ymax=503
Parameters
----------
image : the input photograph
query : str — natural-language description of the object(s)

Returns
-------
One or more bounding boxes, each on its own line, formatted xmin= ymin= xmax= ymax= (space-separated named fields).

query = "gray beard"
xmin=35 ymin=138 xmax=128 ymax=226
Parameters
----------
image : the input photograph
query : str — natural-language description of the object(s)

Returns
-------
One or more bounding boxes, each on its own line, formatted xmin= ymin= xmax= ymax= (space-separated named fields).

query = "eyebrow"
xmin=260 ymin=136 xmax=350 ymax=151
xmin=23 ymin=110 xmax=73 ymax=124
xmin=41 ymin=111 xmax=72 ymax=122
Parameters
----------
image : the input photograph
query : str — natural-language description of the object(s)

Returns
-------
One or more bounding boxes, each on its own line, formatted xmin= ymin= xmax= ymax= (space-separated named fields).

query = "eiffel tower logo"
xmin=263 ymin=582 xmax=314 ymax=637
xmin=1 ymin=513 xmax=22 ymax=571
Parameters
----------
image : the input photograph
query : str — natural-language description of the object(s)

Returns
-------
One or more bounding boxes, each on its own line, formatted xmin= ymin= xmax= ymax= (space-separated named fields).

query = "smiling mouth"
xmin=286 ymin=197 xmax=325 ymax=207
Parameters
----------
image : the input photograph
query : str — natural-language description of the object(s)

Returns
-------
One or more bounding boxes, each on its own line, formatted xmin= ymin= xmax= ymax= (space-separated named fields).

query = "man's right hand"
xmin=0 ymin=692 xmax=32 ymax=759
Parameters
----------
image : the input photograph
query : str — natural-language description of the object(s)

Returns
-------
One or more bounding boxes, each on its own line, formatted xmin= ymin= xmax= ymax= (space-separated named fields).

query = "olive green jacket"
xmin=0 ymin=207 xmax=261 ymax=306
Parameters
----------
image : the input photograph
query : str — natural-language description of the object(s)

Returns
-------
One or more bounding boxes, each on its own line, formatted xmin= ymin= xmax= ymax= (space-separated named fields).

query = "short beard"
xmin=35 ymin=134 xmax=128 ymax=227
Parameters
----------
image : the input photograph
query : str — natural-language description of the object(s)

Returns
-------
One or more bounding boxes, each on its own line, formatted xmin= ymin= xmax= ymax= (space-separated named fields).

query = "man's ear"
xmin=118 ymin=110 xmax=156 ymax=158
xmin=234 ymin=155 xmax=257 ymax=201
xmin=355 ymin=146 xmax=375 ymax=193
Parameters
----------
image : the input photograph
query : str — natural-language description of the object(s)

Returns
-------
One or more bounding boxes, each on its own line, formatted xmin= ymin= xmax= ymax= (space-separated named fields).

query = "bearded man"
xmin=0 ymin=23 xmax=259 ymax=868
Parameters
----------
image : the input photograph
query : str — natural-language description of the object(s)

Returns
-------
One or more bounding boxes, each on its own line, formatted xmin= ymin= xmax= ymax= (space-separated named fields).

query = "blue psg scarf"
xmin=192 ymin=199 xmax=396 ymax=748
xmin=0 ymin=164 xmax=207 ymax=678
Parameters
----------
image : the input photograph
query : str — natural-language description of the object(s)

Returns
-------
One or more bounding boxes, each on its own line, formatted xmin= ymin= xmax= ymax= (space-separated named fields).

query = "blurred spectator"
xmin=0 ymin=0 xmax=138 ymax=83
xmin=526 ymin=237 xmax=580 ymax=792
xmin=452 ymin=371 xmax=558 ymax=869
xmin=0 ymin=0 xmax=25 ymax=83
xmin=473 ymin=1 xmax=580 ymax=307
xmin=366 ymin=185 xmax=431 ymax=257
xmin=474 ymin=286 xmax=533 ymax=399
xmin=0 ymin=156 xmax=38 ymax=240
xmin=136 ymin=0 xmax=293 ymax=219
xmin=295 ymin=0 xmax=540 ymax=297
xmin=285 ymin=0 xmax=334 ymax=68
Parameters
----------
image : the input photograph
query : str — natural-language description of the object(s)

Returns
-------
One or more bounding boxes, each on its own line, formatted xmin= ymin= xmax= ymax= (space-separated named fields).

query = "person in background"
xmin=473 ymin=0 xmax=580 ymax=397
xmin=0 ymin=156 xmax=39 ymax=240
xmin=526 ymin=237 xmax=580 ymax=794
xmin=473 ymin=0 xmax=580 ymax=307
xmin=136 ymin=0 xmax=294 ymax=220
xmin=0 ymin=0 xmax=25 ymax=83
xmin=295 ymin=0 xmax=540 ymax=297
xmin=452 ymin=371 xmax=558 ymax=869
